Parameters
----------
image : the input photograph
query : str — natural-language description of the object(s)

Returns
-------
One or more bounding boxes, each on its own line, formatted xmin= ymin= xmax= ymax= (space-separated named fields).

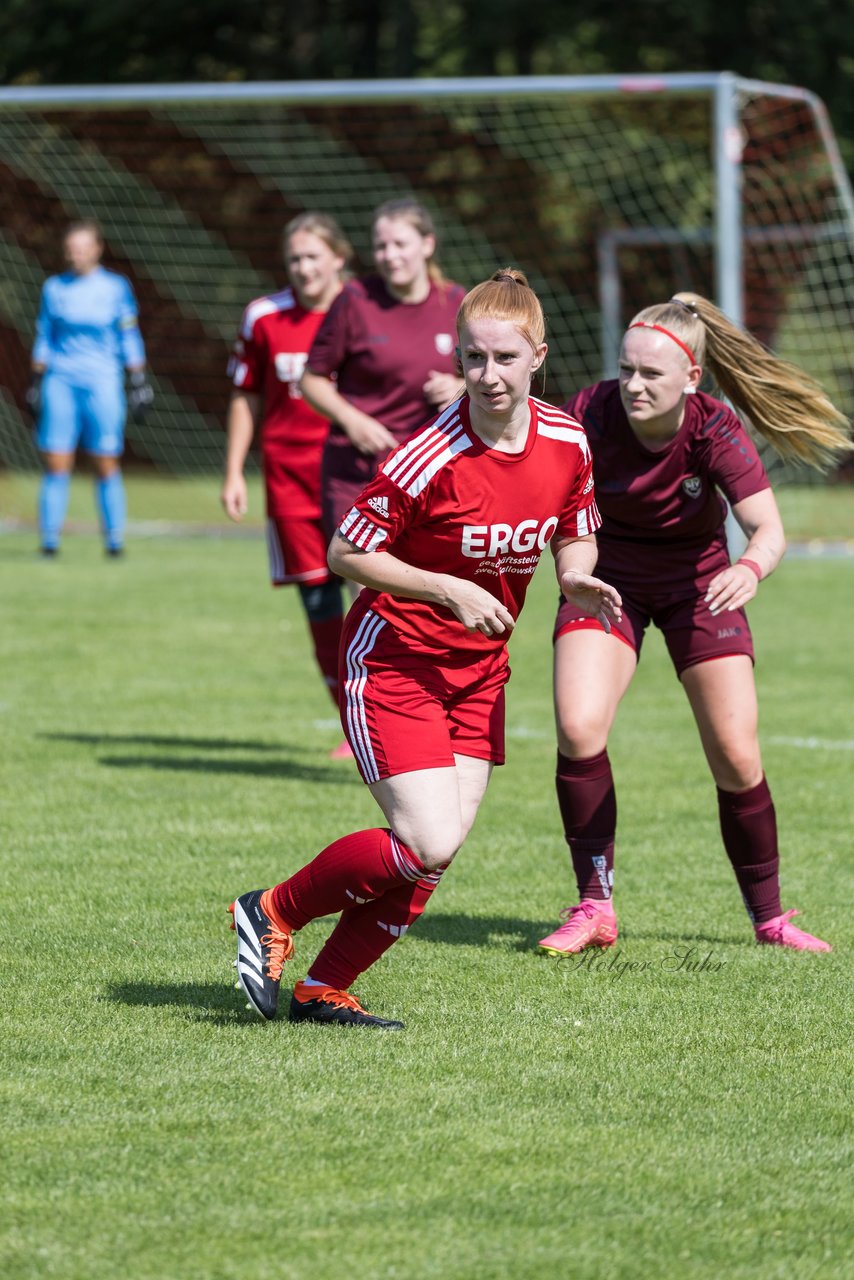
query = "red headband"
xmin=627 ymin=322 xmax=697 ymax=365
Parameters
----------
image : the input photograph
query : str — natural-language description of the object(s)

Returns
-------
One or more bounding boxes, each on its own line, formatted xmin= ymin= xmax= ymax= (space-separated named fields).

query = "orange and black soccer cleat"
xmin=228 ymin=888 xmax=294 ymax=1019
xmin=289 ymin=980 xmax=403 ymax=1029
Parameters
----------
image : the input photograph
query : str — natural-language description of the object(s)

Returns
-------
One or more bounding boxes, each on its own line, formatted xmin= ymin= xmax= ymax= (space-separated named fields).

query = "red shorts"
xmin=265 ymin=515 xmax=331 ymax=586
xmin=263 ymin=447 xmax=331 ymax=587
xmin=554 ymin=565 xmax=754 ymax=677
xmin=339 ymin=603 xmax=510 ymax=784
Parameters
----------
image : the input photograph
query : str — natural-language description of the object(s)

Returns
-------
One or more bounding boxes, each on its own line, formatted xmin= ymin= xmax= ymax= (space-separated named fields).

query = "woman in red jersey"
xmin=221 ymin=213 xmax=353 ymax=752
xmin=538 ymin=293 xmax=851 ymax=958
xmin=228 ymin=269 xmax=622 ymax=1028
xmin=300 ymin=197 xmax=466 ymax=538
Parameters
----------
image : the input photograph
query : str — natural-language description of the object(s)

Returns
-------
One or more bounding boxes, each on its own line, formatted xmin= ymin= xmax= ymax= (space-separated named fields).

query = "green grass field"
xmin=1 ymin=479 xmax=852 ymax=1280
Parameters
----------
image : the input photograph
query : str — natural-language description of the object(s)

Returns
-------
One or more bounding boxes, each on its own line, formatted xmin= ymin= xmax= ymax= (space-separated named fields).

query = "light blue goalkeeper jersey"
xmin=32 ymin=266 xmax=146 ymax=388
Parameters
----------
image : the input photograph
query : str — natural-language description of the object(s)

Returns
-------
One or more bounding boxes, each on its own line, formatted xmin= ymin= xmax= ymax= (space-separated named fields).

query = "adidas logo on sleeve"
xmin=367 ymin=495 xmax=389 ymax=518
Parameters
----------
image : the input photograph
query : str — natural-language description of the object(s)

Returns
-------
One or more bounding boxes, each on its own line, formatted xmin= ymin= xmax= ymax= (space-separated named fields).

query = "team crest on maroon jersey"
xmin=434 ymin=333 xmax=454 ymax=356
xmin=682 ymin=476 xmax=703 ymax=498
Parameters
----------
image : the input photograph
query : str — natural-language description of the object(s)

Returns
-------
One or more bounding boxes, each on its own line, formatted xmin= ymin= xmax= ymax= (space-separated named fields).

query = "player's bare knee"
xmin=708 ymin=745 xmax=762 ymax=792
xmin=404 ymin=829 xmax=463 ymax=870
xmin=556 ymin=711 xmax=608 ymax=758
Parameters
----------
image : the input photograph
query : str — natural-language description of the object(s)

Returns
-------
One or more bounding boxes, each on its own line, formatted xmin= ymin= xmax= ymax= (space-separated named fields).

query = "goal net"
xmin=0 ymin=74 xmax=851 ymax=475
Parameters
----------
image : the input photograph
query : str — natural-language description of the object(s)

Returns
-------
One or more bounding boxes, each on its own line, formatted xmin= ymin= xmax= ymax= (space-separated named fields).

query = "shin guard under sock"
xmin=717 ymin=777 xmax=782 ymax=924
xmin=95 ymin=472 xmax=126 ymax=550
xmin=308 ymin=615 xmax=343 ymax=702
xmin=39 ymin=472 xmax=71 ymax=549
xmin=556 ymin=749 xmax=617 ymax=900
xmin=298 ymin=581 xmax=344 ymax=702
xmin=308 ymin=866 xmax=445 ymax=990
xmin=271 ymin=828 xmax=427 ymax=931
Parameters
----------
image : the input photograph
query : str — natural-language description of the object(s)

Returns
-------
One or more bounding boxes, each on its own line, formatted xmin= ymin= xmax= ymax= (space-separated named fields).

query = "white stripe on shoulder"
xmin=533 ymin=397 xmax=581 ymax=420
xmin=534 ymin=401 xmax=591 ymax=459
xmin=240 ymin=288 xmax=296 ymax=338
xmin=339 ymin=507 xmax=389 ymax=552
xmin=383 ymin=401 xmax=474 ymax=497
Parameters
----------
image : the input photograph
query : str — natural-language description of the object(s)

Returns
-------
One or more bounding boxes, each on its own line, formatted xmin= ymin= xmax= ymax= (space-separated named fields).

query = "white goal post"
xmin=0 ymin=72 xmax=851 ymax=474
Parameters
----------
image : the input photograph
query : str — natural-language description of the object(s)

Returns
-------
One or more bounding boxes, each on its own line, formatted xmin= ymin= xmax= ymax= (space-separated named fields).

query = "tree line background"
xmin=0 ymin=0 xmax=852 ymax=170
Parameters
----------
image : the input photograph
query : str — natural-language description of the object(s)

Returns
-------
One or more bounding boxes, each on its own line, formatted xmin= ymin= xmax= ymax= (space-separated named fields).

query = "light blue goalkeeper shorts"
xmin=36 ymin=373 xmax=126 ymax=457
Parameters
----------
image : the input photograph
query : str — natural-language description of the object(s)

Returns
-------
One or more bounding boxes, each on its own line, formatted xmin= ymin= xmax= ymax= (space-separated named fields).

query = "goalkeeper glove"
xmin=24 ymin=372 xmax=43 ymax=420
xmin=127 ymin=370 xmax=154 ymax=425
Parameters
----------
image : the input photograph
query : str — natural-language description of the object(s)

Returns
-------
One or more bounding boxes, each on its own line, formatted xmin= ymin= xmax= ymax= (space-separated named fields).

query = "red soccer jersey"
xmin=563 ymin=381 xmax=770 ymax=582
xmin=306 ymin=275 xmax=466 ymax=448
xmin=338 ymin=395 xmax=601 ymax=659
xmin=229 ymin=287 xmax=332 ymax=516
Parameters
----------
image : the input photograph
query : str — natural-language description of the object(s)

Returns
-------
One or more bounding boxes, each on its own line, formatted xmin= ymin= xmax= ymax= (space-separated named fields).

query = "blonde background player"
xmin=300 ymin=197 xmax=466 ymax=539
xmin=222 ymin=213 xmax=354 ymax=755
xmin=539 ymin=292 xmax=851 ymax=958
xmin=228 ymin=269 xmax=621 ymax=1028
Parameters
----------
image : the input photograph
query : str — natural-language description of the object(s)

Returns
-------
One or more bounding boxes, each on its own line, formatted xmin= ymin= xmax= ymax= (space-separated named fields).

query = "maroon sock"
xmin=271 ymin=828 xmax=427 ymax=930
xmin=308 ymin=867 xmax=445 ymax=990
xmin=555 ymin=749 xmax=617 ymax=900
xmin=717 ymin=777 xmax=782 ymax=924
xmin=307 ymin=615 xmax=343 ymax=703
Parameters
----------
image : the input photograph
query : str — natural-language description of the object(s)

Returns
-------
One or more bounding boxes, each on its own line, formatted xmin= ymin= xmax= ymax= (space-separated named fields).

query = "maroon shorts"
xmin=554 ymin=565 xmax=754 ymax=677
xmin=265 ymin=515 xmax=331 ymax=586
xmin=322 ymin=459 xmax=385 ymax=544
xmin=339 ymin=603 xmax=510 ymax=784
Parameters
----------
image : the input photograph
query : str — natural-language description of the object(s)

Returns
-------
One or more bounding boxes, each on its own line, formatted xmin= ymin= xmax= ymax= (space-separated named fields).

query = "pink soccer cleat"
xmin=329 ymin=739 xmax=355 ymax=761
xmin=538 ymin=899 xmax=618 ymax=956
xmin=754 ymin=909 xmax=832 ymax=952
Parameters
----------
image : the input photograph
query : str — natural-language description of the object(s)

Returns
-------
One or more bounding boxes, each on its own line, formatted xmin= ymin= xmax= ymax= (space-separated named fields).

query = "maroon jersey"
xmin=564 ymin=381 xmax=770 ymax=584
xmin=229 ymin=288 xmax=332 ymax=517
xmin=338 ymin=395 xmax=600 ymax=660
xmin=307 ymin=274 xmax=465 ymax=450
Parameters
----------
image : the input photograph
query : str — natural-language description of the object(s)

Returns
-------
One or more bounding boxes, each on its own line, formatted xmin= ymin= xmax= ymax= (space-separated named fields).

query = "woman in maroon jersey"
xmin=228 ymin=269 xmax=621 ymax=1030
xmin=539 ymin=292 xmax=850 ymax=957
xmin=221 ymin=212 xmax=354 ymax=755
xmin=300 ymin=197 xmax=466 ymax=538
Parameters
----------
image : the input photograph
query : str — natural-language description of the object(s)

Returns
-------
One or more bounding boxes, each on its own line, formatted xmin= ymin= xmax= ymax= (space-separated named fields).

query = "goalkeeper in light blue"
xmin=28 ymin=219 xmax=154 ymax=556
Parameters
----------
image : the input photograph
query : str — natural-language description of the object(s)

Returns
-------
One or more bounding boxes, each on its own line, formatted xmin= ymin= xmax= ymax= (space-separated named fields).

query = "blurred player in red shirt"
xmin=539 ymin=292 xmax=851 ymax=958
xmin=301 ymin=197 xmax=466 ymax=537
xmin=221 ymin=213 xmax=354 ymax=755
xmin=228 ymin=269 xmax=621 ymax=1028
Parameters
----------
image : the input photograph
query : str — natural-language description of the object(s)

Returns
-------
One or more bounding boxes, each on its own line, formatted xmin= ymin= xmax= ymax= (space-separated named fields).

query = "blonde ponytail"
xmin=630 ymin=293 xmax=852 ymax=471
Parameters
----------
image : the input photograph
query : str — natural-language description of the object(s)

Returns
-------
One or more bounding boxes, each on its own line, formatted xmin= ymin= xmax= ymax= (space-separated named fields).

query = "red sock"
xmin=307 ymin=615 xmax=343 ymax=703
xmin=717 ymin=777 xmax=782 ymax=924
xmin=271 ymin=828 xmax=427 ymax=930
xmin=308 ymin=866 xmax=445 ymax=990
xmin=556 ymin=749 xmax=617 ymax=900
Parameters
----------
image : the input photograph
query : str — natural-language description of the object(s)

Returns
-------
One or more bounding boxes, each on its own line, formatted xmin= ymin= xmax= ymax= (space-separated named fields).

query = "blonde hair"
xmin=371 ymin=198 xmax=448 ymax=288
xmin=457 ymin=268 xmax=545 ymax=352
xmin=283 ymin=212 xmax=353 ymax=267
xmin=65 ymin=219 xmax=104 ymax=246
xmin=629 ymin=292 xmax=851 ymax=471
